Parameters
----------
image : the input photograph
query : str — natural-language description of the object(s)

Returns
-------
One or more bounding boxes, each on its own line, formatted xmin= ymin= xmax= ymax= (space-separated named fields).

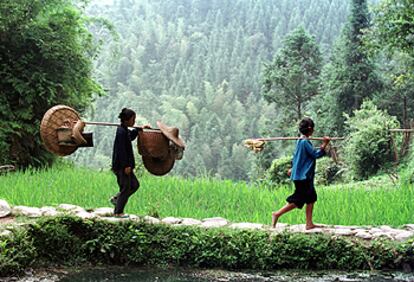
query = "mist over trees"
xmin=72 ymin=0 xmax=352 ymax=180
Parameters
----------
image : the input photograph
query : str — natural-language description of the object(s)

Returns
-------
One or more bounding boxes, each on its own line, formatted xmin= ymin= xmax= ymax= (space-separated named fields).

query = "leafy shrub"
xmin=266 ymin=156 xmax=292 ymax=186
xmin=28 ymin=216 xmax=88 ymax=265
xmin=315 ymin=157 xmax=343 ymax=185
xmin=0 ymin=229 xmax=36 ymax=276
xmin=4 ymin=216 xmax=414 ymax=276
xmin=342 ymin=101 xmax=399 ymax=180
xmin=266 ymin=149 xmax=344 ymax=187
xmin=0 ymin=0 xmax=106 ymax=168
xmin=268 ymin=232 xmax=367 ymax=270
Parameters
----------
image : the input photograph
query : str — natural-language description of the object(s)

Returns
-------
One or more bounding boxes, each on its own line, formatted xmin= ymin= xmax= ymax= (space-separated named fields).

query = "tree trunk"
xmin=400 ymin=96 xmax=411 ymax=158
xmin=297 ymin=100 xmax=302 ymax=120
xmin=403 ymin=96 xmax=408 ymax=128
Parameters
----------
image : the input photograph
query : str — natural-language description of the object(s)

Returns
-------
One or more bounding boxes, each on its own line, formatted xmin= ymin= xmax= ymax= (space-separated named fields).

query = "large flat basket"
xmin=40 ymin=105 xmax=80 ymax=156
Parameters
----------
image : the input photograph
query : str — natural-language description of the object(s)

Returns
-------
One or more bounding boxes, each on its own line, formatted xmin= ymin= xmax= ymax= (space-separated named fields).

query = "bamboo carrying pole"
xmin=243 ymin=136 xmax=345 ymax=154
xmin=243 ymin=136 xmax=345 ymax=163
xmin=83 ymin=121 xmax=161 ymax=131
xmin=252 ymin=137 xmax=345 ymax=142
xmin=389 ymin=129 xmax=414 ymax=132
xmin=245 ymin=128 xmax=413 ymax=161
xmin=84 ymin=121 xmax=123 ymax=127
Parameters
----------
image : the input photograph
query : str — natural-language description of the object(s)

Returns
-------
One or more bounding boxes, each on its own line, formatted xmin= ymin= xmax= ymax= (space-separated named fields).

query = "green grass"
xmin=0 ymin=165 xmax=413 ymax=227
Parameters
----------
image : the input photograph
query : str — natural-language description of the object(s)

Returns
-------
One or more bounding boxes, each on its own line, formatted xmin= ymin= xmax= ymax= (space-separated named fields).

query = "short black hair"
xmin=118 ymin=108 xmax=136 ymax=123
xmin=298 ymin=117 xmax=314 ymax=135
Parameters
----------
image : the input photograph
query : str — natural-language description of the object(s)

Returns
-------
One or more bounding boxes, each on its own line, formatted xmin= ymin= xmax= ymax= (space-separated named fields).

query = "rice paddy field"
xmin=0 ymin=165 xmax=413 ymax=227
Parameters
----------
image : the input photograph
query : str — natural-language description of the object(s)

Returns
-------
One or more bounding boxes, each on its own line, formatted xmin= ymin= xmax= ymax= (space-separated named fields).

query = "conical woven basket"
xmin=40 ymin=105 xmax=80 ymax=156
xmin=142 ymin=155 xmax=175 ymax=176
xmin=138 ymin=130 xmax=169 ymax=158
xmin=138 ymin=129 xmax=175 ymax=175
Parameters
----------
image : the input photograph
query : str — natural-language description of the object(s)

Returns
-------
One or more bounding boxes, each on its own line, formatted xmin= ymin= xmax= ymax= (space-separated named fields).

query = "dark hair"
xmin=298 ymin=117 xmax=315 ymax=135
xmin=118 ymin=108 xmax=136 ymax=123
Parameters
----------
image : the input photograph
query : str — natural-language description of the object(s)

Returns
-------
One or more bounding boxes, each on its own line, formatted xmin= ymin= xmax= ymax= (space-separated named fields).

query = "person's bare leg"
xmin=272 ymin=203 xmax=297 ymax=228
xmin=305 ymin=202 xmax=317 ymax=229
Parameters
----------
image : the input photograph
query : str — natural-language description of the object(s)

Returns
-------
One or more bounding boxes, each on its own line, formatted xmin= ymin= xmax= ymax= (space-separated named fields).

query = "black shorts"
xmin=286 ymin=179 xmax=317 ymax=209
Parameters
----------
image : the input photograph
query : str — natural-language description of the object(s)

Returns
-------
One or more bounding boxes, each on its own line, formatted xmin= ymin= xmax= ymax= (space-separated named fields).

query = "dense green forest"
xmin=71 ymin=0 xmax=353 ymax=180
xmin=1 ymin=0 xmax=413 ymax=182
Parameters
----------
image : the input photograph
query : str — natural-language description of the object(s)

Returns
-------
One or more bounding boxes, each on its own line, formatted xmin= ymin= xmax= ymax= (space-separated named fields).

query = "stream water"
xmin=14 ymin=266 xmax=413 ymax=282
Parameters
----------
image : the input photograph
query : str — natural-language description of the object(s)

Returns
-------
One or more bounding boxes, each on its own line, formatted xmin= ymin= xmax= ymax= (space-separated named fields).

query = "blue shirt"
xmin=290 ymin=137 xmax=325 ymax=181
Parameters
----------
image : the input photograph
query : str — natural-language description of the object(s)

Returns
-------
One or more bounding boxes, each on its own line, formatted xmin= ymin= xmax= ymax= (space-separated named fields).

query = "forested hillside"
xmin=72 ymin=0 xmax=352 ymax=180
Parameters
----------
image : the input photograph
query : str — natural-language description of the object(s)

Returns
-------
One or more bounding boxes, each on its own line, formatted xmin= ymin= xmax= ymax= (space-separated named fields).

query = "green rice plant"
xmin=0 ymin=165 xmax=413 ymax=227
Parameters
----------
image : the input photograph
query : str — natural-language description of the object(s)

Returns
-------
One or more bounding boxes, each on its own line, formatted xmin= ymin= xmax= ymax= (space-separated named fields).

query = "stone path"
xmin=1 ymin=199 xmax=414 ymax=242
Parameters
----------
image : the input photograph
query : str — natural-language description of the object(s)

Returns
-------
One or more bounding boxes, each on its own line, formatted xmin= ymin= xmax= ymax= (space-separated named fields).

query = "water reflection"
xmin=59 ymin=267 xmax=414 ymax=282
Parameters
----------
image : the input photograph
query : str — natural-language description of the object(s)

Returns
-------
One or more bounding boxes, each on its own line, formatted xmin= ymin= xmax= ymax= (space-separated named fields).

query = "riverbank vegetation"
xmin=0 ymin=165 xmax=413 ymax=227
xmin=1 ymin=216 xmax=413 ymax=277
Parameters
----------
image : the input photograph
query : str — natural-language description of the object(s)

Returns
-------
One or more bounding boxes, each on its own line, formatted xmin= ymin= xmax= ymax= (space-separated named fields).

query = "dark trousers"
xmin=286 ymin=179 xmax=317 ymax=209
xmin=113 ymin=170 xmax=139 ymax=214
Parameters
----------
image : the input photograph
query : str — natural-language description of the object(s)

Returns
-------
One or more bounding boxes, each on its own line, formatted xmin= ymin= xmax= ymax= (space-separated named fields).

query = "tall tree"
xmin=368 ymin=0 xmax=414 ymax=58
xmin=373 ymin=53 xmax=414 ymax=129
xmin=321 ymin=0 xmax=382 ymax=134
xmin=262 ymin=27 xmax=322 ymax=122
xmin=367 ymin=0 xmax=414 ymax=131
xmin=0 ymin=0 xmax=105 ymax=168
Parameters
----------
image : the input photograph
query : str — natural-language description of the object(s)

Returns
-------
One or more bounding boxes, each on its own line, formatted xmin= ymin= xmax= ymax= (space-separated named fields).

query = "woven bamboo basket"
xmin=138 ymin=130 xmax=169 ymax=158
xmin=40 ymin=105 xmax=80 ymax=156
xmin=138 ymin=130 xmax=175 ymax=175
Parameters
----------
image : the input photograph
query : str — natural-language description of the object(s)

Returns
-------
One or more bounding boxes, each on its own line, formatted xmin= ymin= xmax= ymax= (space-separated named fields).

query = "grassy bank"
xmin=1 ymin=216 xmax=413 ymax=276
xmin=0 ymin=165 xmax=413 ymax=226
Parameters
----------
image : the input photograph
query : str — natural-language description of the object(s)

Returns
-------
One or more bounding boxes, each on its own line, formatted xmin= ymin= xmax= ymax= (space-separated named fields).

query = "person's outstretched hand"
xmin=124 ymin=166 xmax=132 ymax=175
xmin=321 ymin=136 xmax=330 ymax=150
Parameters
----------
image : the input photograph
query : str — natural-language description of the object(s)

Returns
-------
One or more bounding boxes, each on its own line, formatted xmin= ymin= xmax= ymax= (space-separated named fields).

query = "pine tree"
xmin=322 ymin=0 xmax=382 ymax=134
xmin=262 ymin=27 xmax=322 ymax=122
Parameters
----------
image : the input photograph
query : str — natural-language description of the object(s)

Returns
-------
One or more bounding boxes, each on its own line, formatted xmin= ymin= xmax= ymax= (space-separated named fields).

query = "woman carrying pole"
xmin=110 ymin=108 xmax=151 ymax=217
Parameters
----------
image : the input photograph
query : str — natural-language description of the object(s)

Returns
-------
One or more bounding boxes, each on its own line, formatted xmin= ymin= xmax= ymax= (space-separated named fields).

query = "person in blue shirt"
xmin=111 ymin=108 xmax=150 ymax=218
xmin=271 ymin=117 xmax=330 ymax=230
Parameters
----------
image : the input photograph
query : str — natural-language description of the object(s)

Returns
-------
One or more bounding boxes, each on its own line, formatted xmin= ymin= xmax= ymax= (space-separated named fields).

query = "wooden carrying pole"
xmin=84 ymin=121 xmax=161 ymax=131
xmin=253 ymin=137 xmax=345 ymax=142
xmin=243 ymin=136 xmax=345 ymax=154
xmin=84 ymin=121 xmax=122 ymax=127
xmin=389 ymin=129 xmax=414 ymax=132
